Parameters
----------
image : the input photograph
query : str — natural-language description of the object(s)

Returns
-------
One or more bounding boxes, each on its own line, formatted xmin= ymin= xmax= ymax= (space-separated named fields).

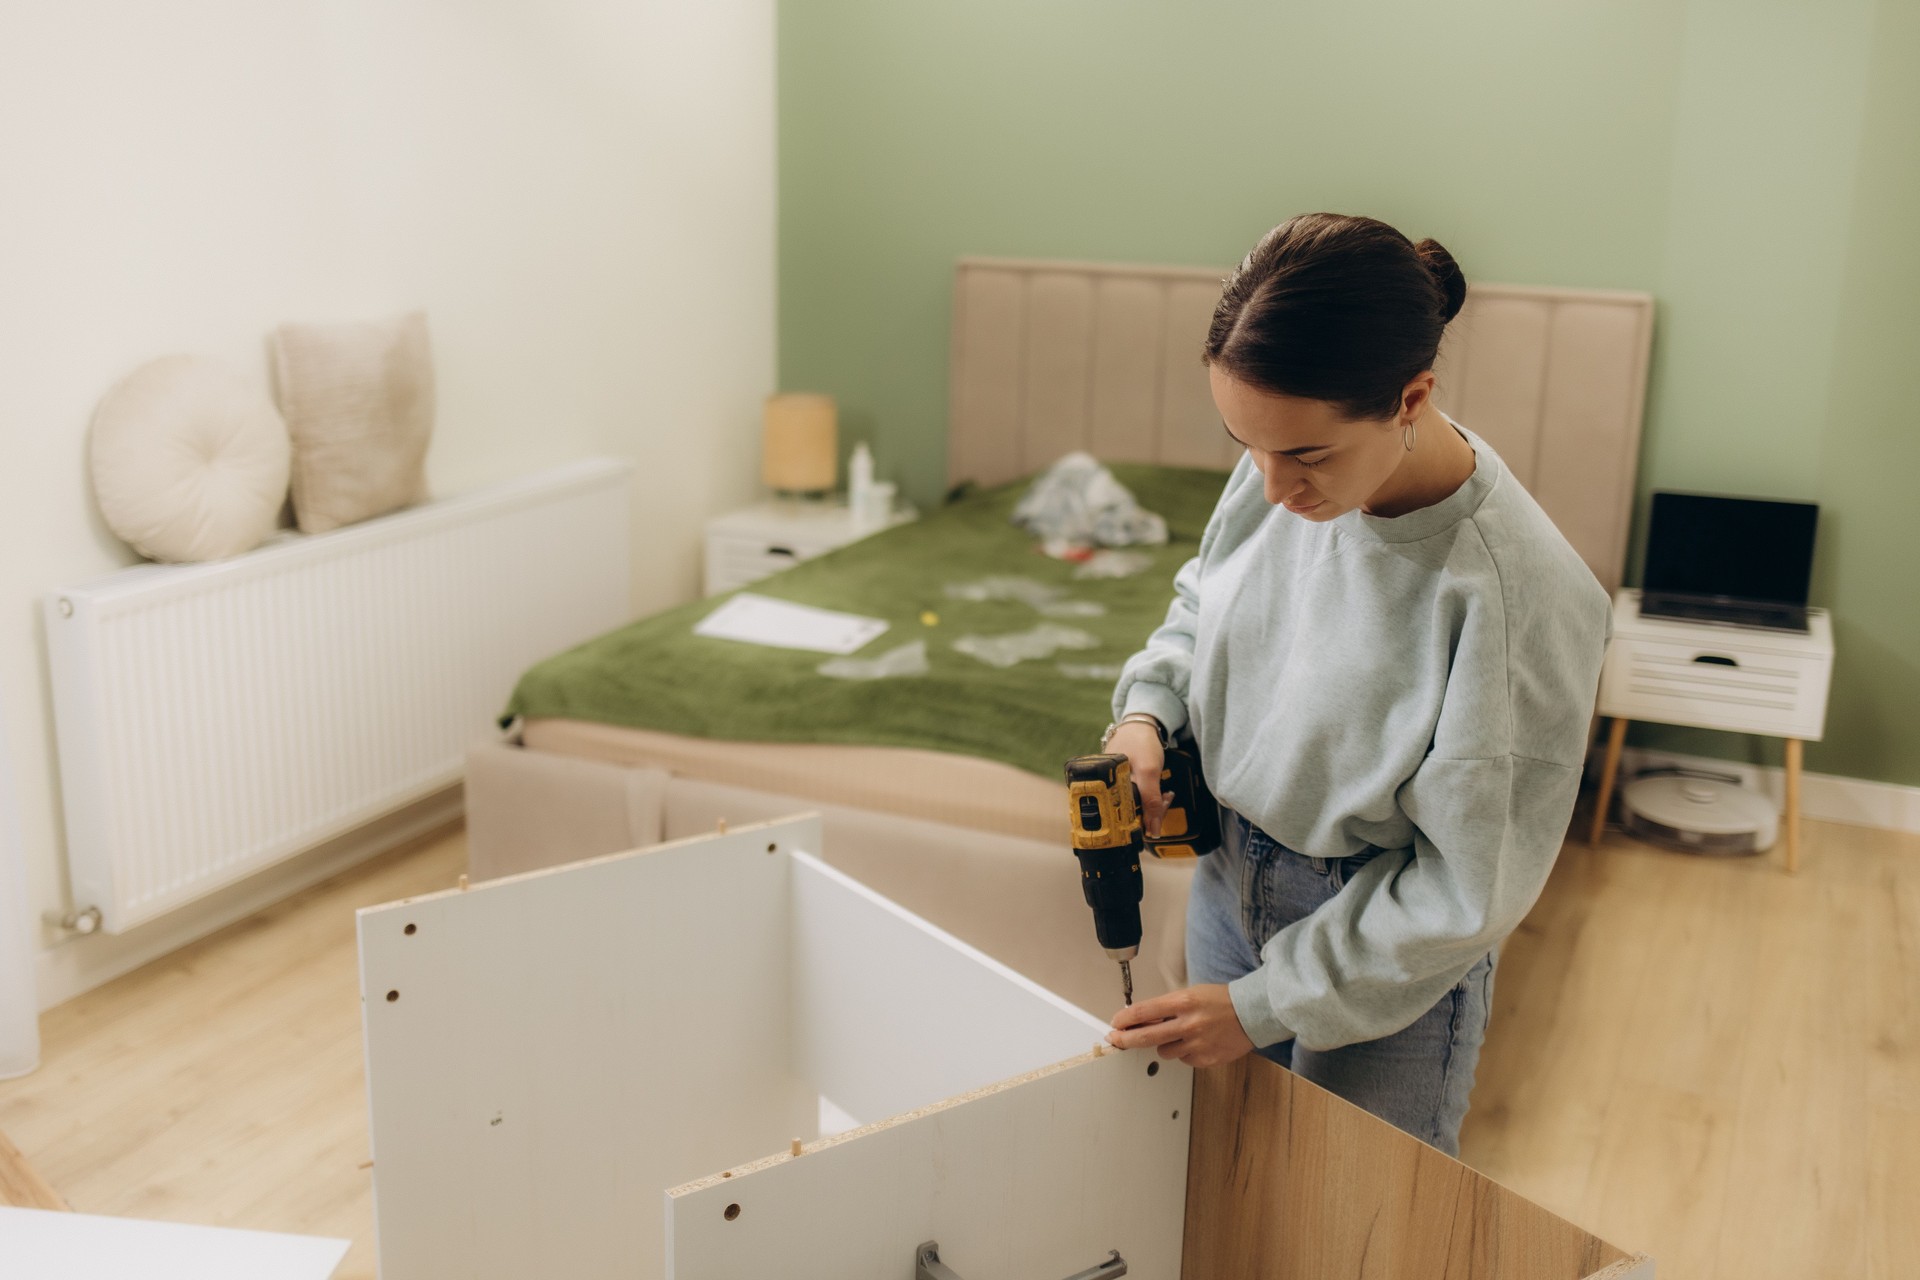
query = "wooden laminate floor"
xmin=0 ymin=824 xmax=465 ymax=1279
xmin=1461 ymin=817 xmax=1919 ymax=1279
xmin=1 ymin=815 xmax=1914 ymax=1278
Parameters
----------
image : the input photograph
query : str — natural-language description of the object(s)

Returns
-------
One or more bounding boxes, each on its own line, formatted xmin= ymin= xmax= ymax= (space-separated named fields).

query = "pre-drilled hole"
xmin=1172 ymin=1110 xmax=1180 ymax=1120
xmin=403 ymin=923 xmax=416 ymax=936
xmin=766 ymin=842 xmax=777 ymax=854
xmin=386 ymin=990 xmax=400 ymax=1003
xmin=1146 ymin=1061 xmax=1159 ymax=1077
xmin=723 ymin=1203 xmax=741 ymax=1221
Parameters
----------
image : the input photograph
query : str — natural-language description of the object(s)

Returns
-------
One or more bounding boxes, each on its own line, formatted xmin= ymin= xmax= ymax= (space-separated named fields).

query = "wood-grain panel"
xmin=1019 ymin=272 xmax=1097 ymax=474
xmin=1182 ymin=1055 xmax=1639 ymax=1280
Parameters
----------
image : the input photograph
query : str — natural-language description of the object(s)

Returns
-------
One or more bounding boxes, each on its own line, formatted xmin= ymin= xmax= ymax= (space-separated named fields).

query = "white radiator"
xmin=44 ymin=458 xmax=633 ymax=932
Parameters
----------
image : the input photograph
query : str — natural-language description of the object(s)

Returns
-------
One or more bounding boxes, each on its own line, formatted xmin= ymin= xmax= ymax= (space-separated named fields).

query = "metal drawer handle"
xmin=1691 ymin=653 xmax=1739 ymax=667
xmin=916 ymin=1240 xmax=1126 ymax=1280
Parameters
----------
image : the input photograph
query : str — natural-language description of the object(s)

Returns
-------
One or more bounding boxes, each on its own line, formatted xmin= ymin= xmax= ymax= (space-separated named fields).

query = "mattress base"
xmin=521 ymin=718 xmax=1069 ymax=844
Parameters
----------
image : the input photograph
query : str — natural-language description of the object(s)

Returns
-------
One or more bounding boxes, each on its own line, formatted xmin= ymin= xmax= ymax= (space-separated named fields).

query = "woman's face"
xmin=1208 ymin=366 xmax=1425 ymax=520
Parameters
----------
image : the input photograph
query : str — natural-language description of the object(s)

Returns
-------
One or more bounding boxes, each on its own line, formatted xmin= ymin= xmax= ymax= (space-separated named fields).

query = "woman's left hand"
xmin=1106 ymin=984 xmax=1255 ymax=1068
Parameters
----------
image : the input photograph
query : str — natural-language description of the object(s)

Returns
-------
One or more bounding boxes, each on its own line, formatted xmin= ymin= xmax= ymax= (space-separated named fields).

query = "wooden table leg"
xmin=1590 ymin=716 xmax=1628 ymax=847
xmin=1783 ymin=738 xmax=1803 ymax=873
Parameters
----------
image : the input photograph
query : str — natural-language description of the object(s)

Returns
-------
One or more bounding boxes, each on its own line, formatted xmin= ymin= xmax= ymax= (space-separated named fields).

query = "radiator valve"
xmin=45 ymin=905 xmax=103 ymax=937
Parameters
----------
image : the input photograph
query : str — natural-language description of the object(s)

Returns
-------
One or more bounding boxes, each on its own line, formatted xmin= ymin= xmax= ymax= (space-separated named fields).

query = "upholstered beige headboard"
xmin=948 ymin=256 xmax=1654 ymax=591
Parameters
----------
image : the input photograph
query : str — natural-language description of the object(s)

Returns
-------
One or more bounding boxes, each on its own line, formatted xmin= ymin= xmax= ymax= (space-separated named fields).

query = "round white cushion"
xmin=89 ymin=355 xmax=291 ymax=562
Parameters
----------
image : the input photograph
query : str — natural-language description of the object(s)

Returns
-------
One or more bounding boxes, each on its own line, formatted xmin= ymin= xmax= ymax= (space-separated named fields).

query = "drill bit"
xmin=1119 ymin=959 xmax=1133 ymax=1007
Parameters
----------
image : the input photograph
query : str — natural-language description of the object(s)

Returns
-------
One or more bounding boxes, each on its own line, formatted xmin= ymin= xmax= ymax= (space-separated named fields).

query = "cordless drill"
xmin=1064 ymin=745 xmax=1218 ymax=1006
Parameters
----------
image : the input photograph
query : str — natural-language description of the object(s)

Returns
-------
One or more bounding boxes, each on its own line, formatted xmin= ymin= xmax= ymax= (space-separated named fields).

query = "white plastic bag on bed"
xmin=943 ymin=576 xmax=1106 ymax=617
xmin=1010 ymin=451 xmax=1168 ymax=550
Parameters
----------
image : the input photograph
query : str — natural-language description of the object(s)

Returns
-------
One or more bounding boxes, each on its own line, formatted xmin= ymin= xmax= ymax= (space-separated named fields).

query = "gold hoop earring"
xmin=1403 ymin=421 xmax=1417 ymax=451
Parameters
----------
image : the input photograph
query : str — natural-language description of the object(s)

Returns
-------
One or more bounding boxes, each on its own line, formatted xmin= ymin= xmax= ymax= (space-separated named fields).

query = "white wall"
xmin=0 ymin=0 xmax=775 ymax=1000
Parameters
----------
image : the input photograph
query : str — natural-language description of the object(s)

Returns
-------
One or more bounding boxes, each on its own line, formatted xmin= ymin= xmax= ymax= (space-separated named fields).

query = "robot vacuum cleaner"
xmin=1621 ymin=768 xmax=1779 ymax=856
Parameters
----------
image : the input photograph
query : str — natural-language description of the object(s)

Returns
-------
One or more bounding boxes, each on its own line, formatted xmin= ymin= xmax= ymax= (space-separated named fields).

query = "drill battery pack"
xmin=1144 ymin=743 xmax=1221 ymax=859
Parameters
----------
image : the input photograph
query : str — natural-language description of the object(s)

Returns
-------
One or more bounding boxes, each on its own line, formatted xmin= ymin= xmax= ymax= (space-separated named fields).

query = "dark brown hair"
xmin=1204 ymin=213 xmax=1467 ymax=421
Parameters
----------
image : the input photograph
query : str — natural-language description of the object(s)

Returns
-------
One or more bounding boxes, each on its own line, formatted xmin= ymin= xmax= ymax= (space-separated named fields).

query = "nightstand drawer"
xmin=1600 ymin=634 xmax=1831 ymax=739
xmin=705 ymin=502 xmax=918 ymax=596
xmin=706 ymin=542 xmax=804 ymax=595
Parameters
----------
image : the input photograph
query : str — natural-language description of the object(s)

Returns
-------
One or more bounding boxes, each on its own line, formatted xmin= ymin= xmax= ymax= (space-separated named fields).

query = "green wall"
xmin=778 ymin=0 xmax=1919 ymax=787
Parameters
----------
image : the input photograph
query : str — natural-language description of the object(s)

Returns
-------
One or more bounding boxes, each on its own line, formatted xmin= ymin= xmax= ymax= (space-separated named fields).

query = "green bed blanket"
xmin=503 ymin=464 xmax=1230 ymax=781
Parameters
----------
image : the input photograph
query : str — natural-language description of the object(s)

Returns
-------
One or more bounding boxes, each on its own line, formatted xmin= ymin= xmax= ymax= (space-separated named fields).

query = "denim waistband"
xmin=1223 ymin=803 xmax=1384 ymax=874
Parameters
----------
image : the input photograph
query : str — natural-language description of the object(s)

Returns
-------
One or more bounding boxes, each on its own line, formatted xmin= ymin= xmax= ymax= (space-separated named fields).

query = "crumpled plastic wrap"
xmin=1010 ymin=451 xmax=1169 ymax=550
xmin=1072 ymin=549 xmax=1155 ymax=580
xmin=816 ymin=639 xmax=930 ymax=680
xmin=1057 ymin=661 xmax=1125 ymax=680
xmin=952 ymin=624 xmax=1101 ymax=669
xmin=944 ymin=576 xmax=1106 ymax=617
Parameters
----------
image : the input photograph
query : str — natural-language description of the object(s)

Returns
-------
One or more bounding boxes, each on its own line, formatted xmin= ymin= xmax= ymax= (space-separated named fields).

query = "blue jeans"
xmin=1187 ymin=805 xmax=1495 ymax=1157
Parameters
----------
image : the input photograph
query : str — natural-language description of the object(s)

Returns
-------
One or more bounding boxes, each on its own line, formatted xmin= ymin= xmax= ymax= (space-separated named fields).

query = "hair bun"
xmin=1414 ymin=238 xmax=1468 ymax=323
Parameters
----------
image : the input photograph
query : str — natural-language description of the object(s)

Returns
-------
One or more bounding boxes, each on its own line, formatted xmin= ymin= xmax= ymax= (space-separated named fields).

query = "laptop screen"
xmin=1643 ymin=492 xmax=1819 ymax=607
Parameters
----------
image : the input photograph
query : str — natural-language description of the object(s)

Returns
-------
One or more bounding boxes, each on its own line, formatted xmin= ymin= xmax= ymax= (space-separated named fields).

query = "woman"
xmin=1102 ymin=213 xmax=1609 ymax=1156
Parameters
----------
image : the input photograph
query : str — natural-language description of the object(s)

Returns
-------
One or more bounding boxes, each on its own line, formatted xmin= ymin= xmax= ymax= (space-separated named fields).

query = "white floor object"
xmin=0 ymin=1205 xmax=348 ymax=1279
xmin=358 ymin=815 xmax=1189 ymax=1280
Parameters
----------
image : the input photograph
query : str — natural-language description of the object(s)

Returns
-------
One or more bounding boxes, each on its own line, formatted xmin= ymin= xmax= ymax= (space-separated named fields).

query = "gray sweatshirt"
xmin=1113 ymin=425 xmax=1610 ymax=1051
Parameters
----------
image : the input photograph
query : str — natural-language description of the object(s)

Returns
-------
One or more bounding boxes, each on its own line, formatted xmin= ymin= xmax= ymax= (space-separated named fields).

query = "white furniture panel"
xmin=667 ymin=1049 xmax=1190 ymax=1280
xmin=789 ymin=854 xmax=1102 ymax=1128
xmin=0 ymin=1205 xmax=348 ymax=1279
xmin=359 ymin=816 xmax=1176 ymax=1280
xmin=360 ymin=820 xmax=801 ymax=1280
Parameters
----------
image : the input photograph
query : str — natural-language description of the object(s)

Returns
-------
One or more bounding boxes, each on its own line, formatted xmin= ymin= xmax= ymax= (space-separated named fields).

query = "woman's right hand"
xmin=1108 ymin=721 xmax=1170 ymax=839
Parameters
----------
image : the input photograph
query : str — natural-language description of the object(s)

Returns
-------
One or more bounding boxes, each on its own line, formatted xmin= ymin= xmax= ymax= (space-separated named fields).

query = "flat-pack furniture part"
xmin=360 ymin=816 xmax=1648 ymax=1279
xmin=462 ymin=738 xmax=1194 ymax=1017
xmin=360 ymin=816 xmax=1190 ymax=1279
xmin=0 ymin=1205 xmax=349 ymax=1279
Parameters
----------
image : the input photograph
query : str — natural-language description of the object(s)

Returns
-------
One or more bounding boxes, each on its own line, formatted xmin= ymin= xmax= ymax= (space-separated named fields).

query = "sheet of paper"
xmin=693 ymin=592 xmax=890 ymax=655
xmin=0 ymin=1206 xmax=350 ymax=1279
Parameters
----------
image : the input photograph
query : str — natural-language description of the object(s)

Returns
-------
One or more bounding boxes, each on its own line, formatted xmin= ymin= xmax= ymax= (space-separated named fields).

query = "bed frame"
xmin=472 ymin=254 xmax=1655 ymax=1002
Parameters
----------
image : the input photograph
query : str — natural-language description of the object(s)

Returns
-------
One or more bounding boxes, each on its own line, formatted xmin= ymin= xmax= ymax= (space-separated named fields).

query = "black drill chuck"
xmin=1076 ymin=843 xmax=1144 ymax=959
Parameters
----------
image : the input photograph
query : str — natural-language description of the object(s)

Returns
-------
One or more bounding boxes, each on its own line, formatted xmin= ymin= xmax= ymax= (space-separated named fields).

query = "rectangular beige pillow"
xmin=270 ymin=310 xmax=434 ymax=535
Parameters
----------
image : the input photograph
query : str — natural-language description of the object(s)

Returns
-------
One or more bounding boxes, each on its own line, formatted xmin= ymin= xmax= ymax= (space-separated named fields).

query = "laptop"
xmin=1640 ymin=491 xmax=1819 ymax=632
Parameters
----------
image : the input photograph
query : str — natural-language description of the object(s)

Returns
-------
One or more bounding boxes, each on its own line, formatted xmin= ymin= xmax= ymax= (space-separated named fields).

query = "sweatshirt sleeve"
xmin=1225 ymin=557 xmax=1609 ymax=1051
xmin=1109 ymin=455 xmax=1253 ymax=736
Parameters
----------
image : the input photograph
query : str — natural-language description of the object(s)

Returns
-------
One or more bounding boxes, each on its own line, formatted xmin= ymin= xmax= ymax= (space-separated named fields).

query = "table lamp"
xmin=762 ymin=393 xmax=837 ymax=498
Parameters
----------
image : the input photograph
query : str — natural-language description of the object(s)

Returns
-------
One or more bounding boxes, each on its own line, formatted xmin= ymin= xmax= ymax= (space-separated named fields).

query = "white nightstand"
xmin=1590 ymin=588 xmax=1834 ymax=871
xmin=704 ymin=500 xmax=915 ymax=596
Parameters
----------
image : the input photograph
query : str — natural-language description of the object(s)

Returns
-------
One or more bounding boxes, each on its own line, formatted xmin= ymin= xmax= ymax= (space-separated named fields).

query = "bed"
xmin=469 ymin=256 xmax=1655 ymax=1015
